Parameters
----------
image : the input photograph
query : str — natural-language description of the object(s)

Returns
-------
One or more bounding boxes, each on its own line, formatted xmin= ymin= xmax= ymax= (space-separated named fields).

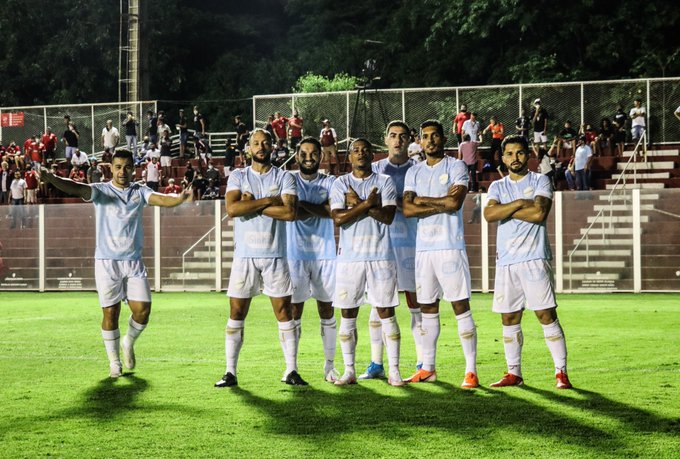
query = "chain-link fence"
xmin=0 ymin=101 xmax=157 ymax=157
xmin=254 ymin=77 xmax=680 ymax=149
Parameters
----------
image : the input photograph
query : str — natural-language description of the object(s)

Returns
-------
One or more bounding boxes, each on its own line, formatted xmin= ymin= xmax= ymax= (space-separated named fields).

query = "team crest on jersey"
xmin=131 ymin=194 xmax=141 ymax=204
xmin=523 ymin=186 xmax=534 ymax=197
xmin=439 ymin=173 xmax=449 ymax=184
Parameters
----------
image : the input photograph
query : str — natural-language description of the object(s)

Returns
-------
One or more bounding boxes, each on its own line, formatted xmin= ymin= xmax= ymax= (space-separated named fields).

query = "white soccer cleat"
xmin=388 ymin=370 xmax=405 ymax=387
xmin=325 ymin=367 xmax=341 ymax=383
xmin=121 ymin=335 xmax=136 ymax=370
xmin=109 ymin=361 xmax=123 ymax=378
xmin=334 ymin=370 xmax=357 ymax=386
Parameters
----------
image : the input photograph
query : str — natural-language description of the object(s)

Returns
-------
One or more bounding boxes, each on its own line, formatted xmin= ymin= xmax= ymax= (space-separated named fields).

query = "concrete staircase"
xmin=605 ymin=148 xmax=679 ymax=190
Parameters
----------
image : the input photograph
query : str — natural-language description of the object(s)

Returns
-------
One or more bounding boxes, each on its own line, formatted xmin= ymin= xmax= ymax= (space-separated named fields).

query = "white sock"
xmin=420 ymin=313 xmax=440 ymax=372
xmin=278 ymin=320 xmax=299 ymax=376
xmin=125 ymin=316 xmax=147 ymax=344
xmin=409 ymin=308 xmax=423 ymax=365
xmin=368 ymin=307 xmax=383 ymax=365
xmin=339 ymin=317 xmax=357 ymax=372
xmin=456 ymin=310 xmax=477 ymax=374
xmin=320 ymin=317 xmax=337 ymax=369
xmin=380 ymin=315 xmax=401 ymax=377
xmin=502 ymin=324 xmax=523 ymax=377
xmin=225 ymin=319 xmax=244 ymax=375
xmin=294 ymin=318 xmax=302 ymax=341
xmin=101 ymin=329 xmax=121 ymax=365
xmin=542 ymin=319 xmax=567 ymax=374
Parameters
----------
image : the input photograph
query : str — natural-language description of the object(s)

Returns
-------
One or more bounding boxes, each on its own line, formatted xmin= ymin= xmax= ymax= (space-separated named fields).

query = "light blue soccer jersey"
xmin=372 ymin=158 xmax=418 ymax=249
xmin=286 ymin=172 xmax=336 ymax=261
xmin=487 ymin=171 xmax=553 ymax=266
xmin=329 ymin=172 xmax=397 ymax=261
xmin=227 ymin=166 xmax=296 ymax=258
xmin=403 ymin=156 xmax=469 ymax=252
xmin=90 ymin=182 xmax=153 ymax=261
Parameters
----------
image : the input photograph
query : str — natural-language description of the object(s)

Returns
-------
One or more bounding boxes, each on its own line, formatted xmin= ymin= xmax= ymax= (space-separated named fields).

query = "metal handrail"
xmin=181 ymin=213 xmax=230 ymax=288
xmin=567 ymin=131 xmax=647 ymax=289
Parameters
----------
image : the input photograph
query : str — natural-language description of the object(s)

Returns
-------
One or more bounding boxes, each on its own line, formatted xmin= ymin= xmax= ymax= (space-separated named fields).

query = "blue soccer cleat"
xmin=358 ymin=362 xmax=385 ymax=380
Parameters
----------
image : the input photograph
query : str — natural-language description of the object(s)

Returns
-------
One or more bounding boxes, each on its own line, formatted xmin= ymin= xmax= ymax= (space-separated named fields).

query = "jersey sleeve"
xmin=380 ymin=175 xmax=397 ymax=207
xmin=88 ymin=182 xmax=104 ymax=203
xmin=487 ymin=180 xmax=501 ymax=203
xmin=226 ymin=170 xmax=242 ymax=193
xmin=280 ymin=171 xmax=297 ymax=196
xmin=452 ymin=159 xmax=470 ymax=187
xmin=329 ymin=178 xmax=347 ymax=211
xmin=139 ymin=184 xmax=154 ymax=205
xmin=403 ymin=167 xmax=416 ymax=194
xmin=535 ymin=175 xmax=553 ymax=200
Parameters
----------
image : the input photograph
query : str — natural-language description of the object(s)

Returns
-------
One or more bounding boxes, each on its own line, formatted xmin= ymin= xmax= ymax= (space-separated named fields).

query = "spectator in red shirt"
xmin=24 ymin=166 xmax=40 ymax=204
xmin=482 ymin=115 xmax=505 ymax=170
xmin=69 ymin=165 xmax=85 ymax=183
xmin=164 ymin=178 xmax=182 ymax=194
xmin=27 ymin=136 xmax=45 ymax=169
xmin=453 ymin=104 xmax=471 ymax=145
xmin=5 ymin=141 xmax=22 ymax=169
xmin=288 ymin=111 xmax=304 ymax=151
xmin=42 ymin=127 xmax=58 ymax=165
xmin=271 ymin=112 xmax=288 ymax=143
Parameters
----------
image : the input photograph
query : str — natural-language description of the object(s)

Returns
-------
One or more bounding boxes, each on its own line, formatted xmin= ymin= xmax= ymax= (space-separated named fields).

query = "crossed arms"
xmin=402 ymin=184 xmax=467 ymax=218
xmin=331 ymin=186 xmax=395 ymax=226
xmin=484 ymin=195 xmax=552 ymax=224
xmin=225 ymin=189 xmax=297 ymax=221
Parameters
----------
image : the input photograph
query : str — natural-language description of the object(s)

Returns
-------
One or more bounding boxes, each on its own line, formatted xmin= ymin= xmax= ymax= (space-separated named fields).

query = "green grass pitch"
xmin=0 ymin=292 xmax=678 ymax=458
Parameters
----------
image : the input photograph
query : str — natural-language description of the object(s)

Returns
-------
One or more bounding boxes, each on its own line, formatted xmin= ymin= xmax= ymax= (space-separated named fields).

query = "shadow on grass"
xmin=227 ymin=380 xmax=678 ymax=454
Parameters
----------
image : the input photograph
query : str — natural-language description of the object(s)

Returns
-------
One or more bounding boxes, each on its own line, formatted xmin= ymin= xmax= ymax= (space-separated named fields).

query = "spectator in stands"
xmin=612 ymin=107 xmax=627 ymax=157
xmin=42 ymin=127 xmax=58 ymax=165
xmin=193 ymin=105 xmax=206 ymax=141
xmin=101 ymin=119 xmax=120 ymax=154
xmin=629 ymin=98 xmax=646 ymax=142
xmin=271 ymin=138 xmax=290 ymax=168
xmin=145 ymin=156 xmax=161 ymax=191
xmin=573 ymin=135 xmax=593 ymax=191
xmin=69 ymin=165 xmax=86 ymax=183
xmin=515 ymin=108 xmax=531 ymax=142
xmin=45 ymin=163 xmax=64 ymax=198
xmin=177 ymin=108 xmax=189 ymax=158
xmin=9 ymin=170 xmax=26 ymax=229
xmin=147 ymin=110 xmax=159 ymax=145
xmin=1 ymin=161 xmax=11 ymax=204
xmin=580 ymin=123 xmax=598 ymax=154
xmin=264 ymin=114 xmax=275 ymax=141
xmin=530 ymin=98 xmax=549 ymax=154
xmin=26 ymin=135 xmax=44 ymax=170
xmin=536 ymin=147 xmax=555 ymax=189
xmin=202 ymin=179 xmax=220 ymax=200
xmin=184 ymin=162 xmax=195 ymax=188
xmin=556 ymin=120 xmax=578 ymax=155
xmin=407 ymin=133 xmax=424 ymax=161
xmin=62 ymin=122 xmax=80 ymax=167
xmin=468 ymin=186 xmax=486 ymax=224
xmin=204 ymin=161 xmax=221 ymax=184
xmin=164 ymin=178 xmax=182 ymax=194
xmin=101 ymin=147 xmax=113 ymax=164
xmin=288 ymin=111 xmax=304 ymax=151
xmin=457 ymin=134 xmax=479 ymax=192
xmin=159 ymin=130 xmax=173 ymax=183
xmin=191 ymin=171 xmax=207 ymax=201
xmin=235 ymin=115 xmax=249 ymax=154
xmin=453 ymin=104 xmax=471 ymax=145
xmin=72 ymin=149 xmax=91 ymax=174
xmin=145 ymin=143 xmax=161 ymax=162
xmin=24 ymin=166 xmax=39 ymax=205
xmin=319 ymin=118 xmax=337 ymax=165
xmin=157 ymin=113 xmax=171 ymax=140
xmin=5 ymin=141 xmax=22 ymax=169
xmin=596 ymin=118 xmax=615 ymax=156
xmin=224 ymin=138 xmax=238 ymax=168
xmin=462 ymin=112 xmax=481 ymax=142
xmin=223 ymin=165 xmax=233 ymax=183
xmin=196 ymin=137 xmax=212 ymax=172
xmin=272 ymin=111 xmax=288 ymax=144
xmin=482 ymin=115 xmax=504 ymax=170
xmin=124 ymin=112 xmax=138 ymax=154
xmin=87 ymin=159 xmax=104 ymax=184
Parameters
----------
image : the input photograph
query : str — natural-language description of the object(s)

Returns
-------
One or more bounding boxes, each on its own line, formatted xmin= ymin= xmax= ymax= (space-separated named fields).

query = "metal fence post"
xmin=518 ymin=84 xmax=523 ymax=115
xmin=252 ymin=96 xmax=256 ymax=127
xmin=215 ymin=199 xmax=222 ymax=292
xmin=580 ymin=83 xmax=584 ymax=127
xmin=481 ymin=193 xmax=489 ymax=293
xmin=646 ymin=79 xmax=651 ymax=143
xmin=39 ymin=204 xmax=45 ymax=292
xmin=633 ymin=189 xmax=642 ymax=292
xmin=346 ymin=91 xmax=350 ymax=142
xmin=401 ymin=90 xmax=406 ymax=123
xmin=555 ymin=191 xmax=563 ymax=293
xmin=154 ymin=206 xmax=161 ymax=292
xmin=91 ymin=105 xmax=96 ymax=154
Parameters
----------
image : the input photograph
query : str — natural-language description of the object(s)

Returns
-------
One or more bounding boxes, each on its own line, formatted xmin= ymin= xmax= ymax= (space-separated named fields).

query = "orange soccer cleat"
xmin=489 ymin=373 xmax=524 ymax=388
xmin=461 ymin=372 xmax=480 ymax=389
xmin=556 ymin=371 xmax=573 ymax=389
xmin=405 ymin=368 xmax=437 ymax=383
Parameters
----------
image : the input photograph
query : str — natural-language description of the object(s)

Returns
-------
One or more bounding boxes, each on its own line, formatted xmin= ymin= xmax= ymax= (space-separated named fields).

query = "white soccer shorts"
xmin=533 ymin=131 xmax=548 ymax=144
xmin=227 ymin=257 xmax=293 ymax=299
xmin=160 ymin=156 xmax=172 ymax=167
xmin=95 ymin=259 xmax=151 ymax=307
xmin=334 ymin=260 xmax=398 ymax=309
xmin=415 ymin=249 xmax=471 ymax=304
xmin=393 ymin=245 xmax=416 ymax=292
xmin=288 ymin=258 xmax=336 ymax=304
xmin=492 ymin=259 xmax=557 ymax=314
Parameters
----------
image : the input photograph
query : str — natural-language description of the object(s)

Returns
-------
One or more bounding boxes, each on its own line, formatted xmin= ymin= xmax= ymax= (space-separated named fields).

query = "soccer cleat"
xmin=388 ymin=370 xmax=405 ymax=387
xmin=121 ymin=335 xmax=135 ymax=370
xmin=334 ymin=370 xmax=357 ymax=386
xmin=358 ymin=362 xmax=385 ymax=380
xmin=215 ymin=372 xmax=238 ymax=388
xmin=461 ymin=372 xmax=480 ymax=389
xmin=556 ymin=371 xmax=573 ymax=389
xmin=490 ymin=373 xmax=524 ymax=388
xmin=284 ymin=371 xmax=309 ymax=386
xmin=405 ymin=368 xmax=437 ymax=383
xmin=109 ymin=361 xmax=123 ymax=378
xmin=324 ymin=367 xmax=341 ymax=383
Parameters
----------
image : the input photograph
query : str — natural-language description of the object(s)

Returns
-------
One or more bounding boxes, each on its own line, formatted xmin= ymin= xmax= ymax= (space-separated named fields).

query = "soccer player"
xmin=329 ymin=138 xmax=404 ymax=386
xmin=403 ymin=120 xmax=479 ymax=389
xmin=216 ymin=128 xmax=307 ymax=388
xmin=483 ymin=134 xmax=572 ymax=389
xmin=39 ymin=150 xmax=192 ymax=378
xmin=287 ymin=137 xmax=339 ymax=382
xmin=359 ymin=121 xmax=421 ymax=380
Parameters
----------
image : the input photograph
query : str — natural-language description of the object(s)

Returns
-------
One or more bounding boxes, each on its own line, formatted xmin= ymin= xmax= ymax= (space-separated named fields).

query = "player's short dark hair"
xmin=349 ymin=137 xmax=372 ymax=151
xmin=385 ymin=120 xmax=410 ymax=136
xmin=248 ymin=128 xmax=272 ymax=143
xmin=420 ymin=119 xmax=445 ymax=137
xmin=296 ymin=136 xmax=321 ymax=154
xmin=112 ymin=149 xmax=134 ymax=164
xmin=501 ymin=134 xmax=529 ymax=153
